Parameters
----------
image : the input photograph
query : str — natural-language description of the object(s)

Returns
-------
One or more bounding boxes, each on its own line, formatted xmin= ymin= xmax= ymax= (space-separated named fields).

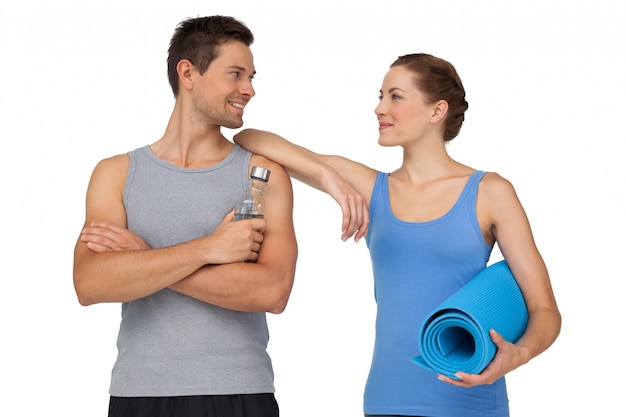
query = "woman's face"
xmin=375 ymin=66 xmax=434 ymax=147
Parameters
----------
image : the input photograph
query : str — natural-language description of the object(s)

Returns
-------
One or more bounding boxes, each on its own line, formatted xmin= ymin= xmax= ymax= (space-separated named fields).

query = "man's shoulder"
xmin=91 ymin=152 xmax=131 ymax=180
xmin=99 ymin=151 xmax=130 ymax=166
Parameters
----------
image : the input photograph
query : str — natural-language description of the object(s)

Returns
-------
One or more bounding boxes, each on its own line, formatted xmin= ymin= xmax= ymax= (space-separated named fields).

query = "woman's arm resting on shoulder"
xmin=235 ymin=128 xmax=371 ymax=241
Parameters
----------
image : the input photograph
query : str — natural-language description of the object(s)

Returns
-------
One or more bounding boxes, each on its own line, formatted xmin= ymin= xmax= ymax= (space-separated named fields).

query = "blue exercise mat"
xmin=412 ymin=260 xmax=528 ymax=379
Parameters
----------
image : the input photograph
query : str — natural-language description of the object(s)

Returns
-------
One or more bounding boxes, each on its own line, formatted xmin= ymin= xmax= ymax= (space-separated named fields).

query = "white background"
xmin=1 ymin=1 xmax=624 ymax=415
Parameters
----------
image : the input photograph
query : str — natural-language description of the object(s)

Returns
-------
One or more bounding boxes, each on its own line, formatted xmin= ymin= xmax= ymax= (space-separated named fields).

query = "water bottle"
xmin=234 ymin=166 xmax=270 ymax=221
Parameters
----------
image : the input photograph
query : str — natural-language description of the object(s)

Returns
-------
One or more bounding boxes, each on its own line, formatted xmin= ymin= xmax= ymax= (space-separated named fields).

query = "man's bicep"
xmin=257 ymin=164 xmax=298 ymax=267
xmin=83 ymin=155 xmax=129 ymax=228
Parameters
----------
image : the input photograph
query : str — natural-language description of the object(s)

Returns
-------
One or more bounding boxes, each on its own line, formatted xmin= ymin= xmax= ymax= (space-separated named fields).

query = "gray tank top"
xmin=110 ymin=144 xmax=274 ymax=397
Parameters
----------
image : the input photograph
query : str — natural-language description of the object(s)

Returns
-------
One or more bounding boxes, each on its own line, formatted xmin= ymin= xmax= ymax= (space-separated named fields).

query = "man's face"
xmin=191 ymin=40 xmax=256 ymax=129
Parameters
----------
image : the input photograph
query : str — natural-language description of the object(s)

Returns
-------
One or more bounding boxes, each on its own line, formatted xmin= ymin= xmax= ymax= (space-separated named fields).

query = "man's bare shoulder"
xmin=94 ymin=152 xmax=129 ymax=171
xmin=85 ymin=152 xmax=131 ymax=200
xmin=89 ymin=152 xmax=130 ymax=182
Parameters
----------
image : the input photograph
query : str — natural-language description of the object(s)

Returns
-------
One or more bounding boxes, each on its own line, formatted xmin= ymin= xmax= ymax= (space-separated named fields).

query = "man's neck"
xmin=150 ymin=103 xmax=235 ymax=168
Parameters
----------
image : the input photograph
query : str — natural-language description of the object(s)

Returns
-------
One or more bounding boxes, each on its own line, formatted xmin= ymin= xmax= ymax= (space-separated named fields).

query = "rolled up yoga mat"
xmin=412 ymin=260 xmax=528 ymax=379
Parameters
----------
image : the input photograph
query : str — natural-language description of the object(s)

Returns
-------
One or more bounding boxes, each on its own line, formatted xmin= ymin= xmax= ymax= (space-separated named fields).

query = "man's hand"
xmin=81 ymin=212 xmax=265 ymax=264
xmin=206 ymin=210 xmax=265 ymax=263
xmin=81 ymin=222 xmax=151 ymax=252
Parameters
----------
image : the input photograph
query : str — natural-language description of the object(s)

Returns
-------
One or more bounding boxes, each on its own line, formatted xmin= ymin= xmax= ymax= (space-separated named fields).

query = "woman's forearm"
xmin=235 ymin=128 xmax=330 ymax=190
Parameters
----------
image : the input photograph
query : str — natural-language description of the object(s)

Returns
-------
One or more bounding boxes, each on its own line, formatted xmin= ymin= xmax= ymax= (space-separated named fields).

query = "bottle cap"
xmin=250 ymin=166 xmax=271 ymax=182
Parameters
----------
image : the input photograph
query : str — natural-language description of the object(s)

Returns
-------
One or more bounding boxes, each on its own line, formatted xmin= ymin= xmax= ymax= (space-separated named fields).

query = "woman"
xmin=234 ymin=53 xmax=561 ymax=417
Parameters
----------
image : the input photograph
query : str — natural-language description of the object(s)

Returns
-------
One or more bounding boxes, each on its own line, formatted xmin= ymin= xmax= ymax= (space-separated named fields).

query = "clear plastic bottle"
xmin=234 ymin=166 xmax=271 ymax=221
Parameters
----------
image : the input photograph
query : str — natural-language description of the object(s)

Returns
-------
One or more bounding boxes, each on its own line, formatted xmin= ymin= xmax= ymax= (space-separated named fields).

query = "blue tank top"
xmin=364 ymin=170 xmax=510 ymax=416
xmin=110 ymin=144 xmax=275 ymax=397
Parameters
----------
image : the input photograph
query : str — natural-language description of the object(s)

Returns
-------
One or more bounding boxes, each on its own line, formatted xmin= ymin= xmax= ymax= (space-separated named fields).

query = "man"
xmin=73 ymin=16 xmax=298 ymax=417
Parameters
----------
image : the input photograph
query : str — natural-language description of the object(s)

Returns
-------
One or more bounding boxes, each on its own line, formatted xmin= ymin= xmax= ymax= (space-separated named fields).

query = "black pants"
xmin=365 ymin=415 xmax=426 ymax=417
xmin=109 ymin=393 xmax=279 ymax=417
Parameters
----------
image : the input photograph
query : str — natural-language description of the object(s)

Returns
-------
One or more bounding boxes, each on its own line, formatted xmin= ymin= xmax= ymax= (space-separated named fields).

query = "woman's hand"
xmin=322 ymin=169 xmax=369 ymax=242
xmin=436 ymin=329 xmax=528 ymax=388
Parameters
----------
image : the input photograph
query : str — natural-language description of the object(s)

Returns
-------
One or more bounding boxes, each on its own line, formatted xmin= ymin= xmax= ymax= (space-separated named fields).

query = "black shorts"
xmin=364 ymin=415 xmax=426 ymax=417
xmin=109 ymin=393 xmax=279 ymax=417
